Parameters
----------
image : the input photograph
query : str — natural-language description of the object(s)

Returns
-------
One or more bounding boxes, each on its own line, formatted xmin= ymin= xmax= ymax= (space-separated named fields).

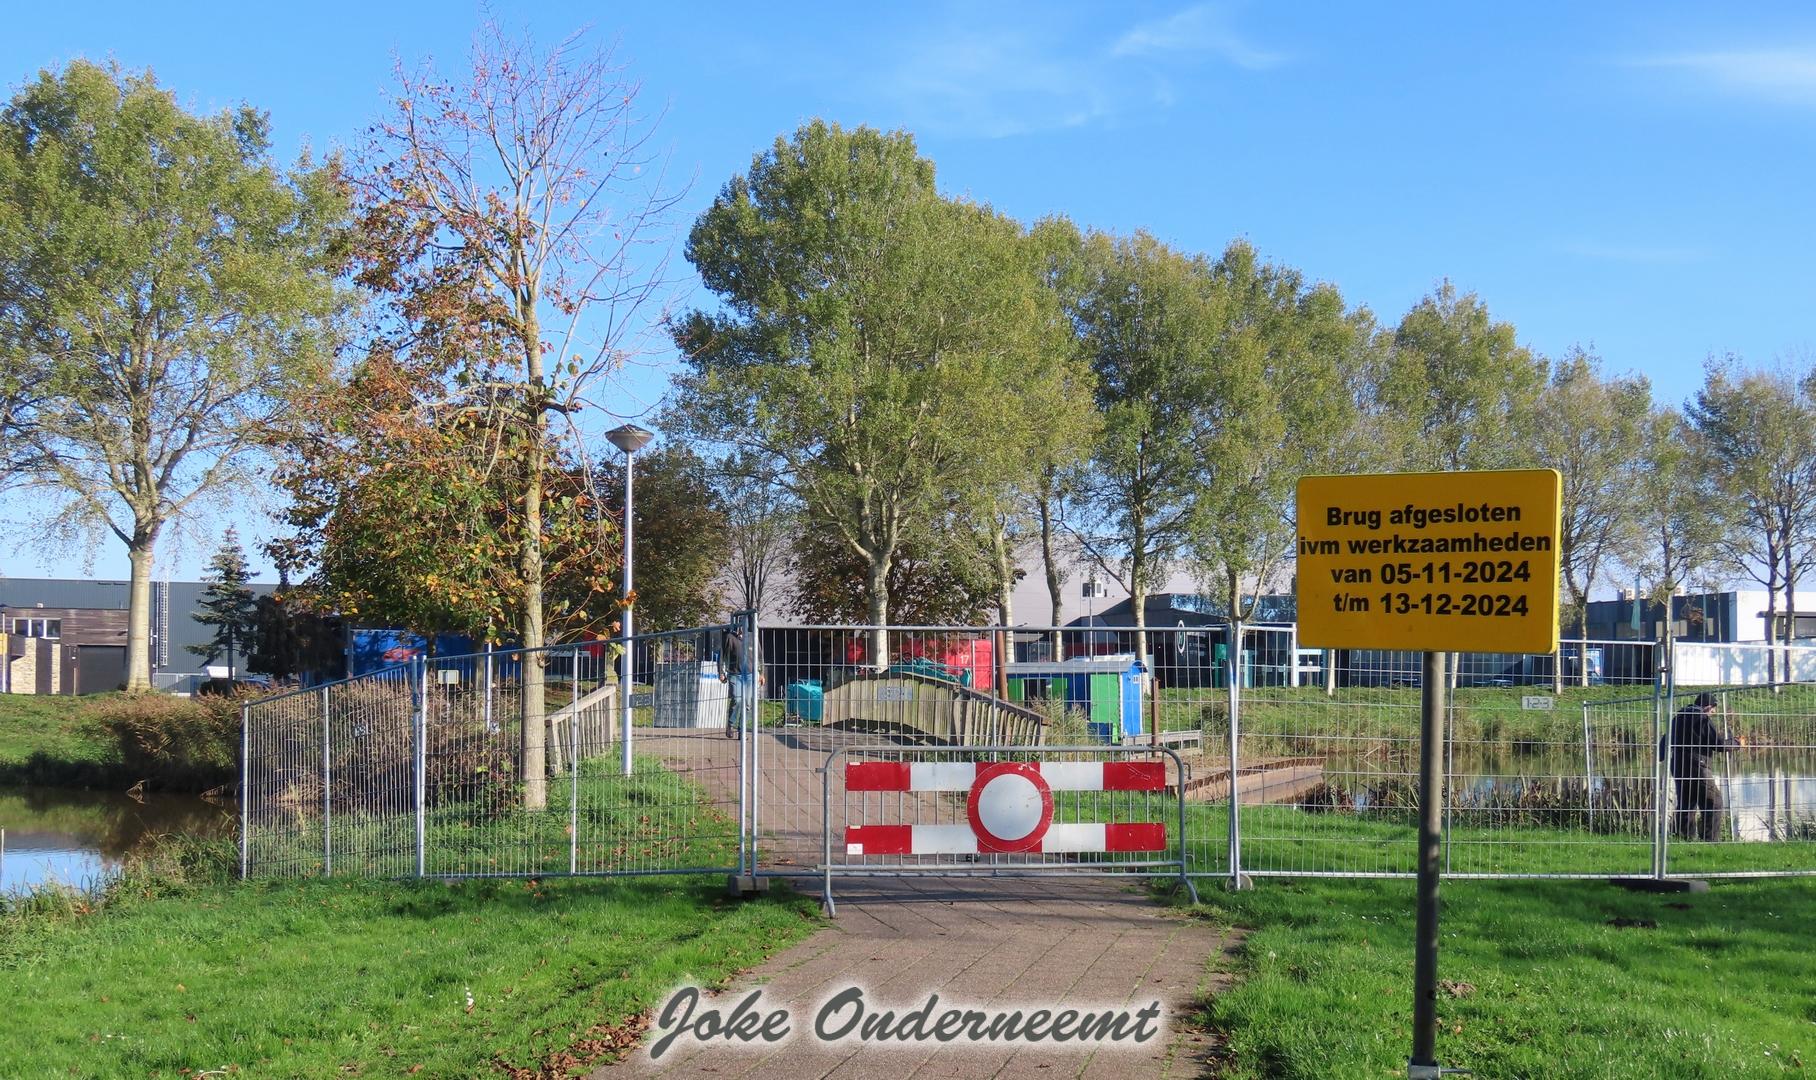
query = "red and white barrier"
xmin=843 ymin=759 xmax=1169 ymax=856
xmin=846 ymin=760 xmax=1166 ymax=793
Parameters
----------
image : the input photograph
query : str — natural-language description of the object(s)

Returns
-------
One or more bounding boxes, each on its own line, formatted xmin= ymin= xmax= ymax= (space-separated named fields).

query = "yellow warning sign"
xmin=1295 ymin=470 xmax=1561 ymax=654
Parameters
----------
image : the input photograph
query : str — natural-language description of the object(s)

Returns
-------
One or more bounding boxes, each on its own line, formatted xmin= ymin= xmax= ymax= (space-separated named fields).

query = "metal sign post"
xmin=1295 ymin=468 xmax=1561 ymax=1079
xmin=1411 ymin=650 xmax=1446 ymax=1077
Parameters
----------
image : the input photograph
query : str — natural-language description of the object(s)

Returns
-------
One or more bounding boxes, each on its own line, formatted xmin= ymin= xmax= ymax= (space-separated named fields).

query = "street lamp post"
xmin=606 ymin=424 xmax=654 ymax=777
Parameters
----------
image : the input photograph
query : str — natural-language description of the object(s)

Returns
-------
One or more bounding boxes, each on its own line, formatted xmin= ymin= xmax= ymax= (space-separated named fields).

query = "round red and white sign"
xmin=966 ymin=762 xmax=1054 ymax=853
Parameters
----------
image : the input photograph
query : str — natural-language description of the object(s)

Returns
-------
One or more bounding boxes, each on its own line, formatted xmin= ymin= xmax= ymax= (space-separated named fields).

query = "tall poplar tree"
xmin=1689 ymin=357 xmax=1816 ymax=678
xmin=1382 ymin=282 xmax=1546 ymax=471
xmin=1532 ymin=349 xmax=1650 ymax=685
xmin=672 ymin=121 xmax=1069 ymax=666
xmin=1068 ymin=230 xmax=1223 ymax=658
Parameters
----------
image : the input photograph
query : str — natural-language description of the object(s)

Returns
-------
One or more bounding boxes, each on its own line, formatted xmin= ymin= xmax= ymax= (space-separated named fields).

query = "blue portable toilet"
xmin=1004 ymin=654 xmax=1147 ymax=742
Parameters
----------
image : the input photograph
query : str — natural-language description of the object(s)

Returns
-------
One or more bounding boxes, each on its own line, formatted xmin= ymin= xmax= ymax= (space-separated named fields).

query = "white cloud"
xmin=1630 ymin=47 xmax=1816 ymax=107
xmin=1112 ymin=3 xmax=1287 ymax=70
xmin=864 ymin=6 xmax=1284 ymax=139
xmin=874 ymin=29 xmax=1114 ymax=139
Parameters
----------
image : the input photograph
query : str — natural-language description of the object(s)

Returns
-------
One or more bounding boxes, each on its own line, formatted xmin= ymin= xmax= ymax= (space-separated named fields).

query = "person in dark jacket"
xmin=1668 ymin=692 xmax=1742 ymax=841
xmin=721 ymin=625 xmax=760 ymax=739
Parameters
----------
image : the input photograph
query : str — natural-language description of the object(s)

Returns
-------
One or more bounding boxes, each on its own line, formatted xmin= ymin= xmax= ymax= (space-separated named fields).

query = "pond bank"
xmin=0 ymin=691 xmax=239 ymax=793
xmin=0 ymin=786 xmax=234 ymax=895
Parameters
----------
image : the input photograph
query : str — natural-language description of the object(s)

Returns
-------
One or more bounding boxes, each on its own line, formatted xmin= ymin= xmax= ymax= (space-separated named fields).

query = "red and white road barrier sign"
xmin=843 ymin=759 xmax=1168 ymax=856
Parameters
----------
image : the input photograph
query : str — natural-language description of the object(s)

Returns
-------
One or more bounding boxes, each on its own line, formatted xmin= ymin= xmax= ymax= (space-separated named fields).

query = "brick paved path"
xmin=600 ymin=726 xmax=1236 ymax=1079
xmin=601 ymin=875 xmax=1233 ymax=1078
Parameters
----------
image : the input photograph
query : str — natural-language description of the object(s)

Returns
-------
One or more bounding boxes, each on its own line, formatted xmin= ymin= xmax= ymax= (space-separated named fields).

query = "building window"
xmin=11 ymin=618 xmax=61 ymax=639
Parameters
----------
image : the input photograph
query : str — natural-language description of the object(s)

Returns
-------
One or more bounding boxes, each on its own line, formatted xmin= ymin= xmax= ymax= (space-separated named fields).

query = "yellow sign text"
xmin=1294 ymin=470 xmax=1561 ymax=653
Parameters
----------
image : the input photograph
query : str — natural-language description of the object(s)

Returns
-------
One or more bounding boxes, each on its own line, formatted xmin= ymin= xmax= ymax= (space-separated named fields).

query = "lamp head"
xmin=605 ymin=424 xmax=655 ymax=455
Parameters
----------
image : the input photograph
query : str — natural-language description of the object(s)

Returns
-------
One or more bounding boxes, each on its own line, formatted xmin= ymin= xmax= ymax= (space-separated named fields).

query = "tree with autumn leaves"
xmin=270 ymin=24 xmax=678 ymax=809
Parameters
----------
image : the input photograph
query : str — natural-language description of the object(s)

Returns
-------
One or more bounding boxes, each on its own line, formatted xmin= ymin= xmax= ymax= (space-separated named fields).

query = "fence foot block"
xmin=726 ymin=873 xmax=770 ymax=898
xmin=1609 ymin=876 xmax=1708 ymax=894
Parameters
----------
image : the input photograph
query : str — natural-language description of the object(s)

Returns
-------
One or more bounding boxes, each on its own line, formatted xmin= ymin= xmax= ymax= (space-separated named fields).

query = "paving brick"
xmin=598 ymin=730 xmax=1236 ymax=1079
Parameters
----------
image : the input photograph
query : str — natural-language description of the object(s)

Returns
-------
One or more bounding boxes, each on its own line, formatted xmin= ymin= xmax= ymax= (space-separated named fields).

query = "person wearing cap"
xmin=1667 ymin=692 xmax=1743 ymax=841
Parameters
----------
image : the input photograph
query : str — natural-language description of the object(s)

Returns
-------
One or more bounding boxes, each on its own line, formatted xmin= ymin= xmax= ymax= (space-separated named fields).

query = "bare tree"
xmin=716 ymin=454 xmax=796 ymax=618
xmin=363 ymin=22 xmax=680 ymax=807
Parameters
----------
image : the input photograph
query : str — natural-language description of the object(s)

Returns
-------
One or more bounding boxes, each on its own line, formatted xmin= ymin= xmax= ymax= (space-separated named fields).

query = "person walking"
xmin=1668 ymin=692 xmax=1742 ymax=841
xmin=722 ymin=624 xmax=760 ymax=739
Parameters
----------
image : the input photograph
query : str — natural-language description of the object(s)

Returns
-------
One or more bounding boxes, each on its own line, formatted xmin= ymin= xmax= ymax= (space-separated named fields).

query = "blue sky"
xmin=5 ymin=1 xmax=1814 ymax=580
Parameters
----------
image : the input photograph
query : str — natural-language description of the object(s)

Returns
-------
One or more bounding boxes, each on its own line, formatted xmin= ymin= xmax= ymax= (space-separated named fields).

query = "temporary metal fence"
xmin=242 ymin=623 xmax=758 ymax=881
xmin=1649 ymin=681 xmax=1816 ymax=878
xmin=242 ymin=621 xmax=1816 ymax=886
xmin=1234 ymin=637 xmax=1816 ymax=881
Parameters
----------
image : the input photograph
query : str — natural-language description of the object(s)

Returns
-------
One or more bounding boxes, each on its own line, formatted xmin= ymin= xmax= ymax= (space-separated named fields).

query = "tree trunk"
xmin=1578 ymin=605 xmax=1591 ymax=688
xmin=1039 ymin=487 xmax=1063 ymax=659
xmin=1554 ymin=574 xmax=1574 ymax=694
xmin=519 ymin=316 xmax=549 ymax=811
xmin=1765 ymin=538 xmax=1781 ymax=685
xmin=124 ymin=526 xmax=160 ymax=692
xmin=1130 ymin=579 xmax=1148 ymax=674
xmin=867 ymin=555 xmax=890 ymax=671
xmin=1783 ymin=540 xmax=1799 ymax=689
xmin=993 ymin=524 xmax=1015 ymax=629
xmin=1127 ymin=517 xmax=1149 ymax=673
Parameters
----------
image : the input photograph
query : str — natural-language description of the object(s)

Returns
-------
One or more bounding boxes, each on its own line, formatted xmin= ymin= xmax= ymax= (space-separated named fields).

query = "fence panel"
xmin=242 ymin=684 xmax=327 ymax=879
xmin=1236 ymin=658 xmax=1424 ymax=878
xmin=575 ymin=627 xmax=747 ymax=876
xmin=243 ymin=627 xmax=746 ymax=881
xmin=243 ymin=621 xmax=1816 ymax=885
xmin=323 ymin=665 xmax=418 ymax=877
xmin=1238 ymin=651 xmax=1671 ymax=879
xmin=1660 ymin=683 xmax=1816 ymax=878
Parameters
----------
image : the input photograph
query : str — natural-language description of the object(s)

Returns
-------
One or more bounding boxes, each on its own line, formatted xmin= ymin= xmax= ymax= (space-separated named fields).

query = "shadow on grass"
xmin=362 ymin=871 xmax=781 ymax=921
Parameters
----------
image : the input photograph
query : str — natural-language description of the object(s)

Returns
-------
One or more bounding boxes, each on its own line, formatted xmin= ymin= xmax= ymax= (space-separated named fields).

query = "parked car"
xmin=196 ymin=675 xmax=273 ymax=697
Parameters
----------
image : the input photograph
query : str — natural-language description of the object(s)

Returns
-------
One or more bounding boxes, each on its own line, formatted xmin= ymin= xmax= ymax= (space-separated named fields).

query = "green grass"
xmin=5 ymin=757 xmax=820 ymax=1078
xmin=0 ymin=870 xmax=818 ymax=1078
xmin=1192 ymin=875 xmax=1816 ymax=1078
xmin=0 ymin=691 xmax=120 ymax=784
xmin=1161 ymin=683 xmax=1673 ymax=743
xmin=1217 ymin=804 xmax=1816 ymax=878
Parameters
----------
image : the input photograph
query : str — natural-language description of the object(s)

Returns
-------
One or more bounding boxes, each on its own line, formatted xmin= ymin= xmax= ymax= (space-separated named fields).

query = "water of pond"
xmin=0 ymin=786 xmax=235 ymax=896
xmin=1324 ymin=748 xmax=1816 ymax=841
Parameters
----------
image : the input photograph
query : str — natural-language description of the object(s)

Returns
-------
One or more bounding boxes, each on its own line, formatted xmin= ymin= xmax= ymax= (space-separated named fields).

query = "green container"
xmin=786 ymin=679 xmax=824 ymax=723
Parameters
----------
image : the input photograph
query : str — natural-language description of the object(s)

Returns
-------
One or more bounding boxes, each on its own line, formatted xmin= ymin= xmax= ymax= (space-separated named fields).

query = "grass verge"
xmin=6 ymin=754 xmax=820 ymax=1078
xmin=1192 ymin=875 xmax=1814 ymax=1078
xmin=0 ymin=691 xmax=123 ymax=787
xmin=2 ymin=858 xmax=818 ymax=1077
